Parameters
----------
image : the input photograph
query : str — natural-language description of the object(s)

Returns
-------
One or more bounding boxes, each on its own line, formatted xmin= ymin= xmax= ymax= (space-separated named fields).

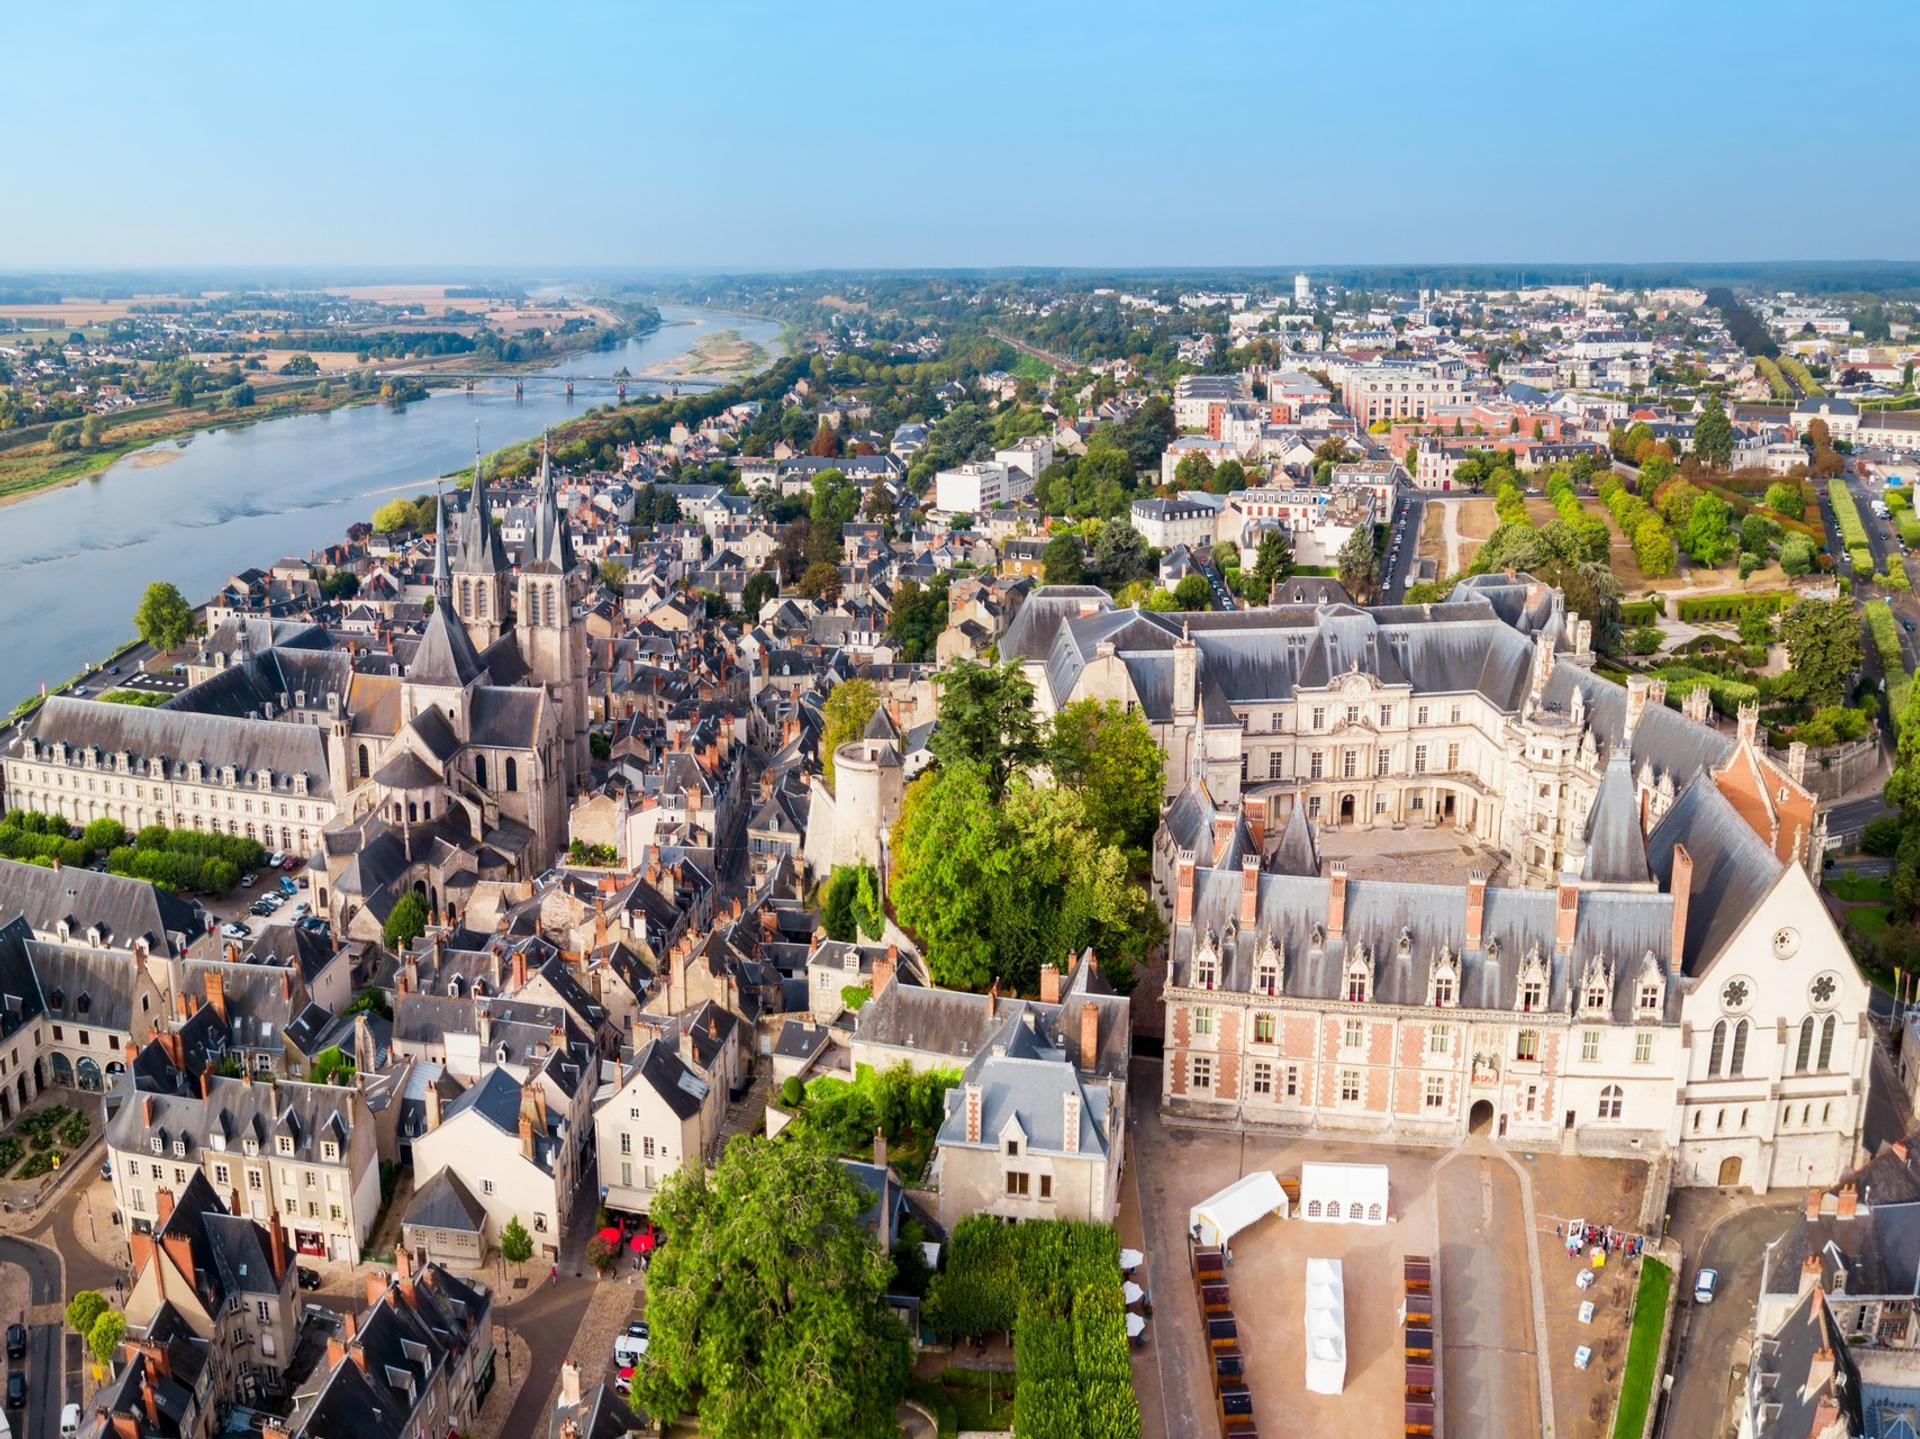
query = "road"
xmin=1436 ymin=1152 xmax=1539 ymax=1439
xmin=0 ymin=1235 xmax=66 ymax=1439
xmin=1658 ymin=1202 xmax=1797 ymax=1439
xmin=1384 ymin=491 xmax=1424 ymax=601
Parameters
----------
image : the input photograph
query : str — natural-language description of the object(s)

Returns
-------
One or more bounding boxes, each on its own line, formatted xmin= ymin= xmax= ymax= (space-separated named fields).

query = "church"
xmin=3 ymin=444 xmax=597 ymax=944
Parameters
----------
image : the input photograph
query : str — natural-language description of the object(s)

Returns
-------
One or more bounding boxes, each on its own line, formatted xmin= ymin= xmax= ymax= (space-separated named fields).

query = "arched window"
xmin=1730 ymin=1020 xmax=1749 ymax=1078
xmin=460 ymin=579 xmax=472 ymax=614
xmin=1795 ymin=1017 xmax=1815 ymax=1075
xmin=545 ymin=585 xmax=557 ymax=627
xmin=1707 ymin=1020 xmax=1726 ymax=1078
xmin=475 ymin=755 xmax=488 ymax=788
xmin=478 ymin=585 xmax=489 ymax=617
xmin=1348 ymin=1201 xmax=1364 ymax=1220
xmin=406 ymin=801 xmax=418 ymax=823
xmin=505 ymin=757 xmax=518 ymax=792
xmin=1597 ymin=1085 xmax=1623 ymax=1121
xmin=357 ymin=745 xmax=370 ymax=779
xmin=1367 ymin=1203 xmax=1383 ymax=1222
xmin=1306 ymin=1199 xmax=1322 ymax=1219
xmin=1818 ymin=1015 xmax=1837 ymax=1072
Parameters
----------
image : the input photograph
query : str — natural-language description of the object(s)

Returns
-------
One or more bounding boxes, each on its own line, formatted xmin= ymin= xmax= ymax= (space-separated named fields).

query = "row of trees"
xmin=1597 ymin=474 xmax=1678 ymax=576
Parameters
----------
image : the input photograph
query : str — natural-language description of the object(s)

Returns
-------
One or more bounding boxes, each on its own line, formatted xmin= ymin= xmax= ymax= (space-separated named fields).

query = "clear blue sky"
xmin=6 ymin=0 xmax=1916 ymax=272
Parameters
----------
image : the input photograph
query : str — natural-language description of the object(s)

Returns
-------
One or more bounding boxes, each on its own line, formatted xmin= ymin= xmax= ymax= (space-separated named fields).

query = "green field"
xmin=1613 ymin=1258 xmax=1673 ymax=1439
xmin=1011 ymin=352 xmax=1055 ymax=383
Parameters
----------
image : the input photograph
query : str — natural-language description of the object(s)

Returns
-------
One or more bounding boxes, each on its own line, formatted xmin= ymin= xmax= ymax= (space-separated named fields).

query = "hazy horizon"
xmin=6 ymin=0 xmax=1917 ymax=271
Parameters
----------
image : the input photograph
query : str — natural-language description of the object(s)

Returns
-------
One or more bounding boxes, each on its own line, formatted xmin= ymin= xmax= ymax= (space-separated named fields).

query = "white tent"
xmin=1304 ymin=1257 xmax=1347 ymax=1395
xmin=1188 ymin=1170 xmax=1289 ymax=1247
xmin=1298 ymin=1161 xmax=1390 ymax=1225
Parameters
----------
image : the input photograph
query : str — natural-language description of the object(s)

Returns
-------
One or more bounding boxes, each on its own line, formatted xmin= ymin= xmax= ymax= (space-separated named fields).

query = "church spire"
xmin=432 ymin=488 xmax=453 ymax=604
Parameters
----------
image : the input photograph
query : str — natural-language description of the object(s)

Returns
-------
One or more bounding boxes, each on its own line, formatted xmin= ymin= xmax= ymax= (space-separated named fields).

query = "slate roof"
xmin=626 ymin=1037 xmax=711 ymax=1121
xmin=18 ymin=696 xmax=336 ymax=800
xmin=407 ymin=603 xmax=487 ymax=689
xmin=404 ymin=1167 xmax=487 ymax=1235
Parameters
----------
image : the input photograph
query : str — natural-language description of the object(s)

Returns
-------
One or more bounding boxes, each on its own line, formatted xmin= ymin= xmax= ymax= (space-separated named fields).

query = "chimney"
xmin=511 ymin=948 xmax=528 ymax=991
xmin=1327 ymin=862 xmax=1349 ymax=938
xmin=1555 ymin=879 xmax=1579 ymax=956
xmin=1808 ymin=1346 xmax=1836 ymax=1393
xmin=1683 ymin=683 xmax=1710 ymax=724
xmin=1038 ymin=962 xmax=1061 ymax=1005
xmin=873 ymin=1127 xmax=887 ymax=1172
xmin=269 ymin=1208 xmax=288 ymax=1283
xmin=129 ymin=1230 xmax=156 ymax=1275
xmin=395 ymin=1243 xmax=416 ymax=1305
xmin=155 ymin=1186 xmax=177 ymax=1224
xmin=223 ymin=940 xmax=240 ymax=965
xmin=1837 ymin=1183 xmax=1859 ymax=1219
xmin=1788 ymin=741 xmax=1808 ymax=786
xmin=519 ymin=1111 xmax=536 ymax=1160
xmin=1063 ymin=1091 xmax=1082 ymax=1153
xmin=1245 ymin=794 xmax=1267 ymax=849
xmin=1668 ymin=844 xmax=1693 ymax=975
xmin=142 ymin=1372 xmax=159 ymax=1427
xmin=963 ymin=1083 xmax=983 ymax=1144
xmin=872 ymin=944 xmax=897 ymax=997
xmin=1737 ymin=701 xmax=1759 ymax=747
xmin=1806 ymin=1188 xmax=1823 ymax=1220
xmin=1212 ymin=813 xmax=1235 ymax=862
xmin=1174 ymin=849 xmax=1196 ymax=925
xmin=206 ymin=966 xmax=227 ymax=1023
xmin=365 ymin=1272 xmax=385 ymax=1306
xmin=1465 ymin=870 xmax=1487 ymax=950
xmin=423 ymin=1079 xmax=442 ymax=1132
xmin=1624 ymin=674 xmax=1649 ymax=739
xmin=560 ymin=1361 xmax=583 ymax=1408
xmin=142 ymin=1095 xmax=154 ymax=1127
xmin=1080 ymin=1001 xmax=1099 ymax=1071
xmin=1240 ymin=852 xmax=1261 ymax=926
xmin=988 ymin=979 xmax=999 ymax=1020
xmin=1799 ymin=1253 xmax=1823 ymax=1298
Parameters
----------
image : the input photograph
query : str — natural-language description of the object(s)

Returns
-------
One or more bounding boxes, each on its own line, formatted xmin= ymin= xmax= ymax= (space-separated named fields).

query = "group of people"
xmin=1558 ymin=1219 xmax=1645 ymax=1263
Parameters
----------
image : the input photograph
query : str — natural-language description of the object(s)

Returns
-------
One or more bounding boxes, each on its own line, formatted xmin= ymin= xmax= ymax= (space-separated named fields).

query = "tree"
xmin=1764 ymin=481 xmax=1807 ymax=520
xmin=1777 ymin=598 xmax=1864 ymax=706
xmin=886 ymin=575 xmax=949 ymax=662
xmin=853 ymin=865 xmax=884 ymax=940
xmin=1173 ymin=573 xmax=1212 ymax=610
xmin=1692 ymin=393 xmax=1734 ymax=468
xmin=1048 ymin=699 xmax=1166 ymax=857
xmin=930 ymin=660 xmax=1042 ymax=802
xmin=820 ymin=865 xmax=860 ymax=942
xmin=1172 ymin=451 xmax=1214 ymax=491
xmin=598 ymin=559 xmax=628 ymax=591
xmin=1209 ymin=458 xmax=1248 ymax=494
xmin=1247 ymin=530 xmax=1294 ymax=600
xmin=741 ymin=569 xmax=777 ymax=619
xmin=586 ymin=1234 xmax=617 ymax=1274
xmin=80 ymin=413 xmax=106 ymax=447
xmin=499 ymin=1215 xmax=534 ymax=1264
xmin=808 ymin=421 xmax=842 ymax=458
xmin=133 ymin=581 xmax=197 ymax=652
xmin=820 ymin=679 xmax=880 ymax=790
xmin=66 ymin=1292 xmax=108 ymax=1337
xmin=1337 ymin=526 xmax=1380 ymax=600
xmin=1779 ymin=535 xmax=1818 ymax=576
xmin=372 ymin=498 xmax=418 ymax=533
xmin=48 ymin=419 xmax=82 ymax=452
xmin=631 ymin=1137 xmax=910 ymax=1439
xmin=1042 ymin=533 xmax=1085 ymax=586
xmin=382 ymin=891 xmax=428 ymax=951
xmin=797 ymin=562 xmax=843 ymax=603
xmin=890 ymin=763 xmax=1154 ymax=993
xmin=88 ymin=1311 xmax=126 ymax=1369
xmin=1680 ymin=494 xmax=1735 ymax=566
xmin=1087 ymin=520 xmax=1153 ymax=590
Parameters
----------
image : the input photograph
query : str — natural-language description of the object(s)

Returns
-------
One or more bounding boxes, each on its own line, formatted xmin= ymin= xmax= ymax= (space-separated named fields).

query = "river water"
xmin=0 ymin=304 xmax=781 ymax=703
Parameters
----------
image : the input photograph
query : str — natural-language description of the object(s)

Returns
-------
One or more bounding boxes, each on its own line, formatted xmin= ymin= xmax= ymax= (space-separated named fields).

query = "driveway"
xmin=1436 ymin=1151 xmax=1539 ymax=1439
xmin=1659 ymin=1199 xmax=1798 ymax=1439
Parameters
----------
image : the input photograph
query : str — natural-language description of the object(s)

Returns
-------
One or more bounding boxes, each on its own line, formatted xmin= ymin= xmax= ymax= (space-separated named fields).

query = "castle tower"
xmin=517 ymin=434 xmax=591 ymax=792
xmin=453 ymin=440 xmax=511 ymax=649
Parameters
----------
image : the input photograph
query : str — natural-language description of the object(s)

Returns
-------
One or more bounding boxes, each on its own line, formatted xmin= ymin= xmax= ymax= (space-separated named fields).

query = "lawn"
xmin=1827 ymin=870 xmax=1895 ymax=904
xmin=909 ymin=1368 xmax=1018 ymax=1436
xmin=1612 ymin=1257 xmax=1673 ymax=1439
xmin=1849 ymin=906 xmax=1893 ymax=946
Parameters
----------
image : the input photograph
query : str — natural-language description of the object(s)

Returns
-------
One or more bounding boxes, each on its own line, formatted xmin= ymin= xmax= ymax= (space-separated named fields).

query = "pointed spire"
xmin=540 ymin=429 xmax=552 ymax=491
xmin=432 ymin=488 xmax=453 ymax=603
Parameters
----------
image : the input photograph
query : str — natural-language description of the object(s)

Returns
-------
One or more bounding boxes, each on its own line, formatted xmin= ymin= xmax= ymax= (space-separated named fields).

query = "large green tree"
xmin=1048 ymin=699 xmax=1166 ymax=858
xmin=886 ymin=575 xmax=949 ymax=661
xmin=1692 ymin=393 xmax=1734 ymax=468
xmin=631 ymin=1137 xmax=910 ymax=1439
xmin=1337 ymin=526 xmax=1380 ymax=601
xmin=930 ymin=660 xmax=1043 ymax=802
xmin=133 ymin=581 xmax=197 ymax=652
xmin=1777 ymin=598 xmax=1864 ymax=707
xmin=1041 ymin=533 xmax=1085 ymax=586
xmin=382 ymin=891 xmax=428 ymax=951
xmin=890 ymin=761 xmax=1153 ymax=992
xmin=1247 ymin=529 xmax=1294 ymax=600
xmin=820 ymin=679 xmax=880 ymax=790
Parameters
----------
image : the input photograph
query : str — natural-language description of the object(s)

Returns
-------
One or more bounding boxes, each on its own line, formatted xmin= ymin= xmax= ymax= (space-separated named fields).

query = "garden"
xmin=776 ymin=1062 xmax=958 ymax=1184
xmin=921 ymin=1216 xmax=1141 ymax=1439
xmin=0 ymin=809 xmax=264 ymax=895
xmin=1611 ymin=1258 xmax=1673 ymax=1439
xmin=0 ymin=1104 xmax=91 ymax=1181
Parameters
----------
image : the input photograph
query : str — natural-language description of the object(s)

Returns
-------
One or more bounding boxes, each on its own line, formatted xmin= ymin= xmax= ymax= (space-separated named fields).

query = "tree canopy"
xmin=1337 ymin=526 xmax=1380 ymax=601
xmin=1047 ymin=699 xmax=1166 ymax=860
xmin=133 ymin=581 xmax=197 ymax=652
xmin=631 ymin=1137 xmax=910 ymax=1439
xmin=929 ymin=660 xmax=1043 ymax=802
xmin=1778 ymin=598 xmax=1864 ymax=707
xmin=1692 ymin=393 xmax=1734 ymax=468
xmin=382 ymin=891 xmax=428 ymax=951
xmin=1042 ymin=533 xmax=1086 ymax=586
xmin=820 ymin=679 xmax=881 ymax=790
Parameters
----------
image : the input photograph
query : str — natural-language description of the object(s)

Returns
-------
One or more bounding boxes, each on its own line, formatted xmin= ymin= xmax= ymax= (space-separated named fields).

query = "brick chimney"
xmin=423 ymin=1077 xmax=442 ymax=1132
xmin=1624 ymin=674 xmax=1649 ymax=738
xmin=1038 ymin=963 xmax=1061 ymax=1005
xmin=1212 ymin=813 xmax=1236 ymax=863
xmin=206 ymin=966 xmax=227 ymax=1023
xmin=872 ymin=944 xmax=896 ymax=997
xmin=1174 ymin=849 xmax=1196 ymax=925
xmin=519 ymin=1110 xmax=536 ymax=1160
xmin=511 ymin=948 xmax=528 ymax=991
xmin=365 ymin=1271 xmax=385 ymax=1306
xmin=1806 ymin=1188 xmax=1823 ymax=1219
xmin=1465 ymin=870 xmax=1487 ymax=950
xmin=1080 ymin=1002 xmax=1099 ymax=1071
xmin=1837 ymin=1183 xmax=1859 ymax=1218
xmin=142 ymin=1371 xmax=159 ymax=1427
xmin=269 ymin=1208 xmax=288 ymax=1283
xmin=1808 ymin=1345 xmax=1836 ymax=1393
xmin=1327 ymin=862 xmax=1349 ymax=938
xmin=395 ymin=1243 xmax=416 ymax=1306
xmin=1668 ymin=844 xmax=1693 ymax=975
xmin=1063 ymin=1092 xmax=1081 ymax=1153
xmin=155 ymin=1186 xmax=176 ymax=1224
xmin=129 ymin=1229 xmax=156 ymax=1275
xmin=1240 ymin=853 xmax=1260 ymax=926
xmin=1799 ymin=1253 xmax=1823 ymax=1297
xmin=963 ymin=1083 xmax=982 ymax=1144
xmin=1555 ymin=879 xmax=1579 ymax=956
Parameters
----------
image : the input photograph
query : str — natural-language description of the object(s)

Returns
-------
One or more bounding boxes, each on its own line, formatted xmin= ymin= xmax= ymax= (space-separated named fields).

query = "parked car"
xmin=220 ymin=922 xmax=250 ymax=940
xmin=625 ymin=1321 xmax=649 ymax=1342
xmin=291 ymin=902 xmax=310 ymax=919
xmin=61 ymin=1402 xmax=80 ymax=1438
xmin=7 ymin=1371 xmax=23 ymax=1407
xmin=613 ymin=1334 xmax=647 ymax=1365
xmin=240 ymin=873 xmax=256 ymax=889
xmin=268 ymin=852 xmax=285 ymax=868
xmin=298 ymin=1267 xmax=322 ymax=1292
xmin=278 ymin=876 xmax=298 ymax=896
xmin=1693 ymin=1268 xmax=1718 ymax=1305
xmin=614 ymin=1366 xmax=633 ymax=1397
xmin=6 ymin=1323 xmax=23 ymax=1359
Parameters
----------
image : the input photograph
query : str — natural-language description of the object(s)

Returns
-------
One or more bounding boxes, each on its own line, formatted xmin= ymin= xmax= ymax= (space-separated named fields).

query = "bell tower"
xmin=453 ymin=438 xmax=511 ymax=649
xmin=517 ymin=434 xmax=591 ymax=791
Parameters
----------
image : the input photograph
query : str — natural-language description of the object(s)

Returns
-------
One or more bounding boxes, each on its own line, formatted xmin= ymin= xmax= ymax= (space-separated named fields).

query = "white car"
xmin=613 ymin=1333 xmax=648 ymax=1366
xmin=1693 ymin=1268 xmax=1718 ymax=1305
xmin=220 ymin=922 xmax=250 ymax=940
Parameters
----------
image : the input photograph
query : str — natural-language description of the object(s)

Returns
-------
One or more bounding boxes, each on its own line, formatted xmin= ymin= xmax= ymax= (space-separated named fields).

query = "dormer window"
xmin=277 ymin=1136 xmax=294 ymax=1155
xmin=1192 ymin=937 xmax=1218 ymax=990
xmin=243 ymin=1139 xmax=259 ymax=1157
xmin=1638 ymin=980 xmax=1661 ymax=1013
xmin=149 ymin=1136 xmax=163 ymax=1154
xmin=323 ymin=1141 xmax=338 ymax=1162
xmin=1344 ymin=957 xmax=1371 ymax=1005
xmin=172 ymin=1139 xmax=186 ymax=1158
xmin=1432 ymin=971 xmax=1455 ymax=1007
xmin=1520 ymin=977 xmax=1544 ymax=1011
xmin=1254 ymin=942 xmax=1280 ymax=997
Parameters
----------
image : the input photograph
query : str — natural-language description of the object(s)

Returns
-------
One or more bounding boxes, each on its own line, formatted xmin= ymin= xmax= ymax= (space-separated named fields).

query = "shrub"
xmin=779 ymin=1076 xmax=806 ymax=1108
xmin=1864 ymin=815 xmax=1903 ymax=857
xmin=1865 ymin=600 xmax=1911 ymax=727
xmin=1675 ymin=592 xmax=1792 ymax=623
xmin=1829 ymin=480 xmax=1869 ymax=549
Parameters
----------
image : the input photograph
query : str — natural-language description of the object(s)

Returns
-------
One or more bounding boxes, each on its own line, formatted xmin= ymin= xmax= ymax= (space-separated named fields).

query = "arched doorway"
xmin=1717 ymin=1156 xmax=1742 ymax=1187
xmin=75 ymin=1057 xmax=101 ymax=1092
xmin=48 ymin=1052 xmax=73 ymax=1088
xmin=1468 ymin=1099 xmax=1495 ymax=1136
xmin=1339 ymin=794 xmax=1356 ymax=825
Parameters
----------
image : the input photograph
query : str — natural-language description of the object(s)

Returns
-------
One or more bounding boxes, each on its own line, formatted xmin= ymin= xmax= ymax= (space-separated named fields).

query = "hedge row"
xmin=1544 ymin=473 xmax=1611 ymax=562
xmin=1491 ymin=474 xmax=1529 ymax=526
xmin=1829 ymin=480 xmax=1869 ymax=549
xmin=1756 ymin=356 xmax=1791 ymax=401
xmin=1599 ymin=475 xmax=1677 ymax=577
xmin=1779 ymin=355 xmax=1826 ymax=398
xmin=1900 ymin=515 xmax=1920 ymax=547
xmin=1654 ymin=664 xmax=1760 ymax=716
xmin=1674 ymin=592 xmax=1792 ymax=622
xmin=1865 ymin=600 xmax=1912 ymax=729
xmin=1850 ymin=545 xmax=1876 ymax=575
xmin=1620 ymin=600 xmax=1660 ymax=626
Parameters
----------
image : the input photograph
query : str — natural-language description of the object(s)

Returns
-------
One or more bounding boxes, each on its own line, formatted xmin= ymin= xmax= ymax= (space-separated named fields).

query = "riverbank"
xmin=661 ymin=328 xmax=769 ymax=377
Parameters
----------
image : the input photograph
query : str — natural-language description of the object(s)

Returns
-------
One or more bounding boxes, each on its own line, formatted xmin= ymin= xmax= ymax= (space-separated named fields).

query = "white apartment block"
xmin=934 ymin=461 xmax=1032 ymax=515
xmin=1340 ymin=363 xmax=1466 ymax=426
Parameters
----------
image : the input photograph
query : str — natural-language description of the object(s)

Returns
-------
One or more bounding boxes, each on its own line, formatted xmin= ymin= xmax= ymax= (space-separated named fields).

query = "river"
xmin=0 ymin=304 xmax=782 ymax=704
